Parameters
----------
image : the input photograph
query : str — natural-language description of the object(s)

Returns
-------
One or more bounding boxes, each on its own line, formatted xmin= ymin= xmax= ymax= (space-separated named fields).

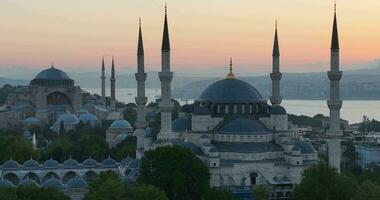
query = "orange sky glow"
xmin=0 ymin=0 xmax=379 ymax=74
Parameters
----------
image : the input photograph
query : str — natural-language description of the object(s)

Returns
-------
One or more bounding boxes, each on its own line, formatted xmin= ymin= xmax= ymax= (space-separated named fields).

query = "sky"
xmin=0 ymin=0 xmax=379 ymax=75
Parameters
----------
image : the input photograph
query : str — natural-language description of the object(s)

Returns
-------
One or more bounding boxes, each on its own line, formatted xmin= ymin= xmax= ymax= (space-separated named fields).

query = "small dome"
xmin=23 ymin=117 xmax=41 ymax=126
xmin=20 ymin=178 xmax=38 ymax=186
xmin=106 ymin=112 xmax=123 ymax=120
xmin=127 ymin=159 xmax=140 ymax=169
xmin=198 ymin=79 xmax=263 ymax=103
xmin=57 ymin=113 xmax=79 ymax=124
xmin=79 ymin=113 xmax=98 ymax=123
xmin=101 ymin=157 xmax=117 ymax=167
xmin=3 ymin=160 xmax=20 ymax=169
xmin=22 ymin=159 xmax=40 ymax=169
xmin=0 ymin=179 xmax=14 ymax=188
xmin=63 ymin=158 xmax=80 ymax=169
xmin=43 ymin=158 xmax=60 ymax=169
xmin=172 ymin=116 xmax=191 ymax=132
xmin=83 ymin=157 xmax=98 ymax=168
xmin=294 ymin=141 xmax=315 ymax=154
xmin=109 ymin=120 xmax=131 ymax=130
xmin=292 ymin=146 xmax=301 ymax=152
xmin=66 ymin=177 xmax=87 ymax=189
xmin=270 ymin=105 xmax=287 ymax=115
xmin=30 ymin=67 xmax=74 ymax=86
xmin=218 ymin=117 xmax=270 ymax=135
xmin=42 ymin=178 xmax=62 ymax=189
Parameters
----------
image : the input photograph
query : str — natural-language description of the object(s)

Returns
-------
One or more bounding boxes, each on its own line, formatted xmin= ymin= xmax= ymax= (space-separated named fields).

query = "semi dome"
xmin=57 ymin=113 xmax=79 ymax=124
xmin=109 ymin=120 xmax=131 ymax=130
xmin=66 ymin=177 xmax=87 ymax=189
xmin=83 ymin=157 xmax=98 ymax=168
xmin=172 ymin=116 xmax=191 ymax=132
xmin=63 ymin=158 xmax=80 ymax=169
xmin=218 ymin=117 xmax=270 ymax=134
xmin=3 ymin=160 xmax=20 ymax=169
xmin=42 ymin=178 xmax=62 ymax=189
xmin=270 ymin=105 xmax=287 ymax=115
xmin=23 ymin=117 xmax=41 ymax=126
xmin=30 ymin=66 xmax=74 ymax=87
xmin=43 ymin=158 xmax=60 ymax=169
xmin=22 ymin=159 xmax=40 ymax=169
xmin=198 ymin=79 xmax=263 ymax=103
xmin=0 ymin=179 xmax=14 ymax=188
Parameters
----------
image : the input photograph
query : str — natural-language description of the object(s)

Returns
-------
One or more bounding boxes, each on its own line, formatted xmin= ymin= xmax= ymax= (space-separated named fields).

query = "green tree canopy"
xmin=352 ymin=180 xmax=380 ymax=200
xmin=140 ymin=145 xmax=210 ymax=200
xmin=84 ymin=171 xmax=167 ymax=200
xmin=0 ymin=136 xmax=40 ymax=163
xmin=0 ymin=186 xmax=69 ymax=200
xmin=293 ymin=162 xmax=357 ymax=200
xmin=252 ymin=185 xmax=269 ymax=200
xmin=204 ymin=188 xmax=239 ymax=200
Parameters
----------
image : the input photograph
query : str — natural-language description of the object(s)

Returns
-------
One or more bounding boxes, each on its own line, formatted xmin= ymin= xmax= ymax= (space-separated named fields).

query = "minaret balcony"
xmin=270 ymin=73 xmax=282 ymax=80
xmin=327 ymin=100 xmax=342 ymax=110
xmin=270 ymin=96 xmax=283 ymax=105
xmin=158 ymin=72 xmax=173 ymax=81
xmin=135 ymin=73 xmax=147 ymax=81
xmin=327 ymin=71 xmax=342 ymax=81
xmin=327 ymin=130 xmax=343 ymax=138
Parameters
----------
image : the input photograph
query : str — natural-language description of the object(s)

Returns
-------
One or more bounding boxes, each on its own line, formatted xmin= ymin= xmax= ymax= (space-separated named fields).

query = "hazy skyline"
xmin=0 ymin=0 xmax=379 ymax=74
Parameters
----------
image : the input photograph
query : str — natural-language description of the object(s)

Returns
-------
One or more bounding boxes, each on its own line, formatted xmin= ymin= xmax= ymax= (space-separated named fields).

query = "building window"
xmin=217 ymin=104 xmax=221 ymax=114
xmin=233 ymin=105 xmax=237 ymax=114
xmin=249 ymin=104 xmax=253 ymax=113
xmin=242 ymin=105 xmax=246 ymax=114
xmin=225 ymin=105 xmax=229 ymax=114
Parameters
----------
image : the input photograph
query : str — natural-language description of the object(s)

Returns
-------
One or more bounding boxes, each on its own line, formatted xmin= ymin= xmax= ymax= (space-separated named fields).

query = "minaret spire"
xmin=270 ymin=20 xmax=282 ymax=105
xmin=327 ymin=2 xmax=343 ymax=172
xmin=101 ymin=56 xmax=106 ymax=106
xmin=135 ymin=18 xmax=148 ymax=159
xmin=110 ymin=56 xmax=116 ymax=110
xmin=161 ymin=4 xmax=170 ymax=51
xmin=158 ymin=5 xmax=174 ymax=140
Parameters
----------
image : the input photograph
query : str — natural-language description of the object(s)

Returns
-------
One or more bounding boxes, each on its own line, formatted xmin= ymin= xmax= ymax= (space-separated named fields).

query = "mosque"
xmin=132 ymin=5 xmax=342 ymax=199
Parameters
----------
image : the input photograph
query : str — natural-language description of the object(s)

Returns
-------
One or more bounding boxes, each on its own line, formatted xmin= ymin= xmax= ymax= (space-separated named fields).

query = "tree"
xmin=204 ymin=188 xmax=239 ymax=200
xmin=352 ymin=180 xmax=380 ymax=200
xmin=0 ymin=136 xmax=40 ymax=163
xmin=140 ymin=145 xmax=210 ymax=200
xmin=293 ymin=162 xmax=357 ymax=200
xmin=45 ymin=137 xmax=78 ymax=162
xmin=84 ymin=171 xmax=167 ymax=200
xmin=0 ymin=186 xmax=69 ymax=200
xmin=342 ymin=141 xmax=358 ymax=171
xmin=77 ymin=134 xmax=109 ymax=161
xmin=113 ymin=136 xmax=136 ymax=160
xmin=252 ymin=185 xmax=269 ymax=200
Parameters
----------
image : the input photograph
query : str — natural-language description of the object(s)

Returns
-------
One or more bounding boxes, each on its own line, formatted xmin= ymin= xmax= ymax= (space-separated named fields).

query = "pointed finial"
xmin=165 ymin=4 xmax=167 ymax=14
xmin=139 ymin=17 xmax=141 ymax=27
xmin=275 ymin=19 xmax=278 ymax=29
xmin=334 ymin=1 xmax=337 ymax=13
xmin=51 ymin=62 xmax=54 ymax=69
xmin=226 ymin=57 xmax=235 ymax=79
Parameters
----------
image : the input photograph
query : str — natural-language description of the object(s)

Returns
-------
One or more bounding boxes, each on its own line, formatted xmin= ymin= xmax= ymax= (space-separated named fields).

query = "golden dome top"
xmin=226 ymin=57 xmax=236 ymax=80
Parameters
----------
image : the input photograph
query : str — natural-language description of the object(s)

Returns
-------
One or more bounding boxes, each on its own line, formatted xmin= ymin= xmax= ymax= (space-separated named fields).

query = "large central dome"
xmin=198 ymin=78 xmax=263 ymax=103
xmin=30 ymin=66 xmax=74 ymax=87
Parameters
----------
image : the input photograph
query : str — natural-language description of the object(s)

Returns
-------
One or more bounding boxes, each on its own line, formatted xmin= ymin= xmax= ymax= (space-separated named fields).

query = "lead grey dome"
xmin=57 ymin=113 xmax=79 ymax=124
xmin=42 ymin=178 xmax=62 ymax=189
xmin=83 ymin=157 xmax=98 ymax=168
xmin=0 ymin=179 xmax=14 ymax=188
xmin=43 ymin=158 xmax=60 ymax=169
xmin=198 ymin=79 xmax=263 ymax=103
xmin=63 ymin=158 xmax=80 ymax=169
xmin=66 ymin=177 xmax=87 ymax=189
xmin=218 ymin=117 xmax=270 ymax=134
xmin=30 ymin=67 xmax=74 ymax=86
xmin=109 ymin=120 xmax=131 ymax=130
xmin=22 ymin=159 xmax=40 ymax=169
xmin=3 ymin=160 xmax=20 ymax=169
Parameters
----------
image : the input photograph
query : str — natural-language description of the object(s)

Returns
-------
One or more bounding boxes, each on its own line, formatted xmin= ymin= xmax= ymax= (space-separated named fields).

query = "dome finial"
xmin=51 ymin=61 xmax=54 ymax=69
xmin=226 ymin=57 xmax=235 ymax=79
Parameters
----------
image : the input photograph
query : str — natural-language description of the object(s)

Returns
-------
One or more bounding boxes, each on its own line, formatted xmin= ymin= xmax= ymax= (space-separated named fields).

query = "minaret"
xmin=110 ymin=57 xmax=116 ymax=110
xmin=101 ymin=57 xmax=106 ymax=106
xmin=327 ymin=3 xmax=343 ymax=172
xmin=135 ymin=18 xmax=148 ymax=159
xmin=270 ymin=21 xmax=282 ymax=105
xmin=158 ymin=5 xmax=174 ymax=139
